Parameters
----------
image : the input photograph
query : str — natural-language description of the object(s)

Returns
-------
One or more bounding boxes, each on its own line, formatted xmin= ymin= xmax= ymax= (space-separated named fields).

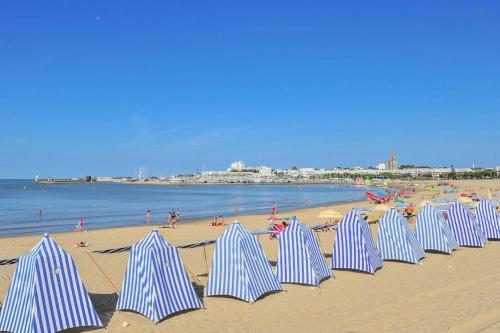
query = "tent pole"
xmin=316 ymin=233 xmax=324 ymax=255
xmin=86 ymin=252 xmax=120 ymax=294
xmin=184 ymin=266 xmax=203 ymax=285
xmin=203 ymin=246 xmax=209 ymax=275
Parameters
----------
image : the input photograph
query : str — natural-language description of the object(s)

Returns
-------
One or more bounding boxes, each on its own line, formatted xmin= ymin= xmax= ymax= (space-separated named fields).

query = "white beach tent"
xmin=331 ymin=209 xmax=383 ymax=274
xmin=447 ymin=201 xmax=486 ymax=247
xmin=415 ymin=203 xmax=458 ymax=254
xmin=0 ymin=233 xmax=102 ymax=333
xmin=116 ymin=229 xmax=202 ymax=323
xmin=204 ymin=221 xmax=282 ymax=303
xmin=475 ymin=199 xmax=500 ymax=239
xmin=276 ymin=218 xmax=332 ymax=286
xmin=377 ymin=209 xmax=426 ymax=263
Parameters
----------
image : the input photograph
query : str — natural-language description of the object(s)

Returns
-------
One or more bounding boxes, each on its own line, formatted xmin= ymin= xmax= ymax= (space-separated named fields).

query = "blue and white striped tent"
xmin=377 ymin=209 xmax=426 ymax=263
xmin=276 ymin=218 xmax=332 ymax=286
xmin=475 ymin=199 xmax=500 ymax=240
xmin=415 ymin=203 xmax=458 ymax=254
xmin=204 ymin=221 xmax=282 ymax=303
xmin=116 ymin=229 xmax=202 ymax=322
xmin=0 ymin=234 xmax=102 ymax=333
xmin=447 ymin=201 xmax=486 ymax=247
xmin=331 ymin=209 xmax=383 ymax=274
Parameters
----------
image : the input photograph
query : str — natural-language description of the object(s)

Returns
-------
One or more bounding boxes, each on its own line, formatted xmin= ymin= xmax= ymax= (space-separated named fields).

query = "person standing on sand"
xmin=146 ymin=210 xmax=151 ymax=225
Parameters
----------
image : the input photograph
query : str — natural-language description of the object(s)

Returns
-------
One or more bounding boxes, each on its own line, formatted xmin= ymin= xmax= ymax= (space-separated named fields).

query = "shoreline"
xmin=0 ymin=196 xmax=370 ymax=241
xmin=0 ymin=182 xmax=392 ymax=239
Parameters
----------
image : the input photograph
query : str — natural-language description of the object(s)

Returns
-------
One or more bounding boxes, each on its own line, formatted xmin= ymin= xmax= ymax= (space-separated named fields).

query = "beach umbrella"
xmin=367 ymin=210 xmax=384 ymax=223
xmin=367 ymin=204 xmax=391 ymax=222
xmin=373 ymin=204 xmax=390 ymax=212
xmin=353 ymin=206 xmax=370 ymax=219
xmin=353 ymin=207 xmax=370 ymax=213
xmin=458 ymin=196 xmax=473 ymax=203
xmin=318 ymin=209 xmax=343 ymax=224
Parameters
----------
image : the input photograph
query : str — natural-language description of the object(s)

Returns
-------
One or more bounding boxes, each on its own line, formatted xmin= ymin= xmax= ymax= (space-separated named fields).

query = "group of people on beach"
xmin=145 ymin=208 xmax=181 ymax=228
xmin=70 ymin=208 xmax=181 ymax=234
xmin=211 ymin=215 xmax=225 ymax=226
xmin=267 ymin=202 xmax=295 ymax=239
xmin=69 ymin=201 xmax=283 ymax=234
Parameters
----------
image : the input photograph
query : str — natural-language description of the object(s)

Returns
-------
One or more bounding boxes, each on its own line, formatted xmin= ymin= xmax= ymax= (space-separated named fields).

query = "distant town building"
xmin=97 ymin=176 xmax=113 ymax=181
xmin=385 ymin=152 xmax=398 ymax=170
xmin=229 ymin=161 xmax=245 ymax=171
xmin=377 ymin=163 xmax=386 ymax=170
xmin=299 ymin=168 xmax=315 ymax=177
xmin=258 ymin=166 xmax=272 ymax=176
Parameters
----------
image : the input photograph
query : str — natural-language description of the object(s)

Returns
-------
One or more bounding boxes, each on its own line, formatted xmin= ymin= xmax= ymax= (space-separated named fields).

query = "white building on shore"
xmin=258 ymin=166 xmax=272 ymax=176
xmin=228 ymin=161 xmax=245 ymax=171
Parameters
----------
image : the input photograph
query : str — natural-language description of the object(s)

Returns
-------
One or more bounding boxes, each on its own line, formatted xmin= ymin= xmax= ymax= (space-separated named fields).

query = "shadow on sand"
xmin=61 ymin=292 xmax=118 ymax=332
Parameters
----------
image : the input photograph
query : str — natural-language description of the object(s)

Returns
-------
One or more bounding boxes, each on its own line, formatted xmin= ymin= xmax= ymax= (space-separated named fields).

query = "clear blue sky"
xmin=1 ymin=1 xmax=499 ymax=178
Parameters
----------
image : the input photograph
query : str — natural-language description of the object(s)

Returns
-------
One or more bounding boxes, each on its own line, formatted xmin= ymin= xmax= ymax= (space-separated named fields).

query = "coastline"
xmin=33 ymin=178 xmax=416 ymax=187
xmin=1 ymin=179 xmax=500 ymax=333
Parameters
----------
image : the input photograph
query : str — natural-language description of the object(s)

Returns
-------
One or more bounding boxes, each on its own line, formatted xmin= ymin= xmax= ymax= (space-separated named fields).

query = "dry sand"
xmin=1 ymin=179 xmax=500 ymax=333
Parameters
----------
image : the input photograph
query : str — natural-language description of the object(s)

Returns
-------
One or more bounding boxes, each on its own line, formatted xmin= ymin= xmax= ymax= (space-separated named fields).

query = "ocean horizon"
xmin=0 ymin=179 xmax=383 ymax=238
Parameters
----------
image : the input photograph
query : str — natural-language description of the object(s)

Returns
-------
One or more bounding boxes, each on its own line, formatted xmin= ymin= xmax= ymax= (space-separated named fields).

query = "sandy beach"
xmin=1 ymin=179 xmax=500 ymax=333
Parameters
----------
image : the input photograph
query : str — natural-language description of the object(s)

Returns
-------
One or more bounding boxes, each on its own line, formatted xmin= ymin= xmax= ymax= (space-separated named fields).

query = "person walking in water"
xmin=271 ymin=202 xmax=277 ymax=215
xmin=233 ymin=204 xmax=240 ymax=216
xmin=169 ymin=209 xmax=177 ymax=229
xmin=146 ymin=210 xmax=151 ymax=225
xmin=75 ymin=218 xmax=84 ymax=232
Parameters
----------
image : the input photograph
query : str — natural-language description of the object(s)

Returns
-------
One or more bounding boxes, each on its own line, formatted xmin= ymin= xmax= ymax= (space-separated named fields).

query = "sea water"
xmin=0 ymin=180 xmax=382 ymax=237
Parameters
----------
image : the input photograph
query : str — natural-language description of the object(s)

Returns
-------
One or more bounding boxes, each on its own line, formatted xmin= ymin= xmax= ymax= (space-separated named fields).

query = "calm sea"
xmin=0 ymin=180 xmax=382 ymax=237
